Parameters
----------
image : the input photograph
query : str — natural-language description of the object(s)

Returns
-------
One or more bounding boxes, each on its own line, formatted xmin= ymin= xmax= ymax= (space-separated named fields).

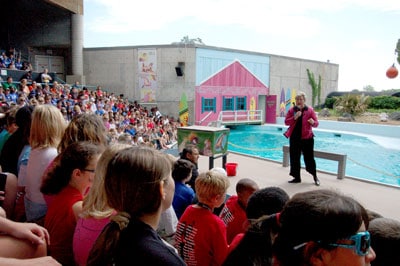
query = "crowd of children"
xmin=0 ymin=78 xmax=398 ymax=266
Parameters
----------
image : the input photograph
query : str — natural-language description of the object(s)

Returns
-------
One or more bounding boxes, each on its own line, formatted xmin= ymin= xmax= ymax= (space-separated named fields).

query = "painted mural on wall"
xmin=279 ymin=88 xmax=297 ymax=117
xmin=279 ymin=88 xmax=286 ymax=117
xmin=179 ymin=92 xmax=189 ymax=126
xmin=138 ymin=49 xmax=157 ymax=103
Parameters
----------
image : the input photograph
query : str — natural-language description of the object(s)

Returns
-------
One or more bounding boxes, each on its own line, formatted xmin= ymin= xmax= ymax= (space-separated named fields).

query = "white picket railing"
xmin=217 ymin=110 xmax=263 ymax=125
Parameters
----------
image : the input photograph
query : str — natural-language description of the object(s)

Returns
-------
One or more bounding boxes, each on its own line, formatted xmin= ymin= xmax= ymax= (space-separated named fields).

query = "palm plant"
xmin=334 ymin=94 xmax=370 ymax=116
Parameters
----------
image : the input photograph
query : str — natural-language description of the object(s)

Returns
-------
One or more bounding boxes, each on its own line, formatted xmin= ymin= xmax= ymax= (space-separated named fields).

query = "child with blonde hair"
xmin=73 ymin=143 xmax=131 ymax=266
xmin=175 ymin=170 xmax=230 ymax=266
xmin=25 ymin=104 xmax=66 ymax=223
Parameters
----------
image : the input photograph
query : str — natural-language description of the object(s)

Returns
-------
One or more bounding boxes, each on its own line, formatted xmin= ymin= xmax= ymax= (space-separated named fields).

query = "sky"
xmin=83 ymin=0 xmax=400 ymax=92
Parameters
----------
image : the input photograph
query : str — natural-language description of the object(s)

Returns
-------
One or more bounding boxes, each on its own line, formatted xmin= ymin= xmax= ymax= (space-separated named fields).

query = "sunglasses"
xmin=322 ymin=231 xmax=371 ymax=256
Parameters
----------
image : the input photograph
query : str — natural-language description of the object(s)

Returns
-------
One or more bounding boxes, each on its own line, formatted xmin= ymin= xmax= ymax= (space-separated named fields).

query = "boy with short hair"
xmin=219 ymin=178 xmax=259 ymax=244
xmin=175 ymin=170 xmax=230 ymax=266
xmin=369 ymin=217 xmax=400 ymax=266
xmin=172 ymin=159 xmax=195 ymax=219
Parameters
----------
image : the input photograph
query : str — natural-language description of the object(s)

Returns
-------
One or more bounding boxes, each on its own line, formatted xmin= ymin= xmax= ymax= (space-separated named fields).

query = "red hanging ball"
xmin=386 ymin=64 xmax=398 ymax=79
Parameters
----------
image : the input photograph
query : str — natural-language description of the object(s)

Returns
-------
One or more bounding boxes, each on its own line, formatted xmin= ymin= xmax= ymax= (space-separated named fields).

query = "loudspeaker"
xmin=175 ymin=66 xmax=183 ymax=76
xmin=175 ymin=62 xmax=185 ymax=76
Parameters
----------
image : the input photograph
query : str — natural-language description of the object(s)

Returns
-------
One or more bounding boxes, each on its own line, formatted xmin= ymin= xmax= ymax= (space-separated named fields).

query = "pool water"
xmin=228 ymin=125 xmax=400 ymax=187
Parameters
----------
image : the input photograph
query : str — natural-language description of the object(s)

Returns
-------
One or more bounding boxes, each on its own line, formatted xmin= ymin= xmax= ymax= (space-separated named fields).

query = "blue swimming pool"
xmin=227 ymin=125 xmax=400 ymax=187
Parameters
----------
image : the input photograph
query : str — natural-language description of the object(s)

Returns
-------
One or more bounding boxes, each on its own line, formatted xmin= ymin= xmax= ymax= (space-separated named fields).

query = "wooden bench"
xmin=282 ymin=145 xmax=347 ymax=179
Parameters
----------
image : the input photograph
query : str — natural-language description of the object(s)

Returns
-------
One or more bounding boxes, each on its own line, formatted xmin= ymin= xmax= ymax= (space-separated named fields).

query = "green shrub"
xmin=324 ymin=97 xmax=337 ymax=108
xmin=368 ymin=96 xmax=400 ymax=109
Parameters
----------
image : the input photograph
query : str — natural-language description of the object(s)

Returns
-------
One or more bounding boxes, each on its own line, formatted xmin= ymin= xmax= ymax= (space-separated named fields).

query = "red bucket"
xmin=225 ymin=163 xmax=238 ymax=176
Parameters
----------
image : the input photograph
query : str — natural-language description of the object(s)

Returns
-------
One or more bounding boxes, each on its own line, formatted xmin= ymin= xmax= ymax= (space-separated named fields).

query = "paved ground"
xmin=198 ymin=152 xmax=400 ymax=221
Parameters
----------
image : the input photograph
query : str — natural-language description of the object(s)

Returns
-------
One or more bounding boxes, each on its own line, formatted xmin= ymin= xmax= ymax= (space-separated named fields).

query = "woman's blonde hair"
xmin=195 ymin=170 xmax=230 ymax=203
xmin=58 ymin=113 xmax=108 ymax=153
xmin=80 ymin=143 xmax=132 ymax=219
xmin=29 ymin=104 xmax=66 ymax=149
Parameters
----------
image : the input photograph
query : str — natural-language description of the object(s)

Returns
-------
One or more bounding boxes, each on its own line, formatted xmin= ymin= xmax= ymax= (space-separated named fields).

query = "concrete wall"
xmin=83 ymin=47 xmax=136 ymax=96
xmin=269 ymin=55 xmax=339 ymax=106
xmin=83 ymin=45 xmax=339 ymax=123
xmin=83 ymin=46 xmax=197 ymax=122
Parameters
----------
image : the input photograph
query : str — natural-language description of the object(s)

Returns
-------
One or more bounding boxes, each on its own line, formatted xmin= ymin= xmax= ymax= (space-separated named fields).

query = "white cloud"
xmin=85 ymin=0 xmax=400 ymax=34
xmin=84 ymin=0 xmax=400 ymax=91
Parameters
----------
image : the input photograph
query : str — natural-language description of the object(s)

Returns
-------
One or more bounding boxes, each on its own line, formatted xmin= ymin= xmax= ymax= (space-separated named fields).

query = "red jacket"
xmin=284 ymin=105 xmax=318 ymax=139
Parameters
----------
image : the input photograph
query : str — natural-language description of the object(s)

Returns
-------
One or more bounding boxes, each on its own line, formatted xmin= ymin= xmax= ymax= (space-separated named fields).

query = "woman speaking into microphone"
xmin=284 ymin=91 xmax=320 ymax=186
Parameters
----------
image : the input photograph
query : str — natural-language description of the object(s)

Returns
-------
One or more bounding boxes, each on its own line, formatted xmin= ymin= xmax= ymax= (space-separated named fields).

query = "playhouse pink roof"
xmin=200 ymin=61 xmax=268 ymax=88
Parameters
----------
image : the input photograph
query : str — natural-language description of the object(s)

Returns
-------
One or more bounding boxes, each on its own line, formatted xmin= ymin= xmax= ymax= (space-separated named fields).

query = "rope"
xmin=347 ymin=157 xmax=399 ymax=178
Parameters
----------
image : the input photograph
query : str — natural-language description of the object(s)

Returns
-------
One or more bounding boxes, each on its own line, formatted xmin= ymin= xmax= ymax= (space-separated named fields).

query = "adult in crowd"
xmin=18 ymin=79 xmax=30 ymax=98
xmin=180 ymin=144 xmax=200 ymax=192
xmin=40 ymin=68 xmax=52 ymax=84
xmin=2 ymin=76 xmax=17 ymax=92
xmin=284 ymin=91 xmax=320 ymax=186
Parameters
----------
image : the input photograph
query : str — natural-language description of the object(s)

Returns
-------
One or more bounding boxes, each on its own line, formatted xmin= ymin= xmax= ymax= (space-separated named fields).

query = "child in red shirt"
xmin=175 ymin=170 xmax=230 ymax=266
xmin=219 ymin=178 xmax=259 ymax=244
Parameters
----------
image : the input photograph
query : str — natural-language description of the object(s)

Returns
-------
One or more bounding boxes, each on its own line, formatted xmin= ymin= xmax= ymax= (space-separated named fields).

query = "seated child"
xmin=369 ymin=217 xmax=400 ymax=266
xmin=175 ymin=170 xmax=230 ymax=266
xmin=41 ymin=142 xmax=103 ymax=266
xmin=172 ymin=159 xmax=195 ymax=219
xmin=223 ymin=187 xmax=290 ymax=266
xmin=73 ymin=144 xmax=130 ymax=266
xmin=219 ymin=178 xmax=259 ymax=244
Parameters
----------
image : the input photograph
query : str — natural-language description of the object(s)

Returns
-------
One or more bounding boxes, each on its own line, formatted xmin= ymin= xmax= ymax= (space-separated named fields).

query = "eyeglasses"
xmin=320 ymin=231 xmax=371 ymax=256
xmin=82 ymin=169 xmax=95 ymax=173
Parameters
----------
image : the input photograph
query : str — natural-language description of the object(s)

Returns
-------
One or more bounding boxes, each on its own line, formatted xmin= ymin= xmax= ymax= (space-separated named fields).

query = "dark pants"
xmin=289 ymin=137 xmax=317 ymax=180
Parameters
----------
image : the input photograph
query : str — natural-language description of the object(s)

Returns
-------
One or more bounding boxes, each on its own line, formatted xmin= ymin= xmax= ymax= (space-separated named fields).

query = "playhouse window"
xmin=236 ymin=97 xmax=247 ymax=110
xmin=222 ymin=97 xmax=234 ymax=111
xmin=202 ymin=97 xmax=216 ymax=113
